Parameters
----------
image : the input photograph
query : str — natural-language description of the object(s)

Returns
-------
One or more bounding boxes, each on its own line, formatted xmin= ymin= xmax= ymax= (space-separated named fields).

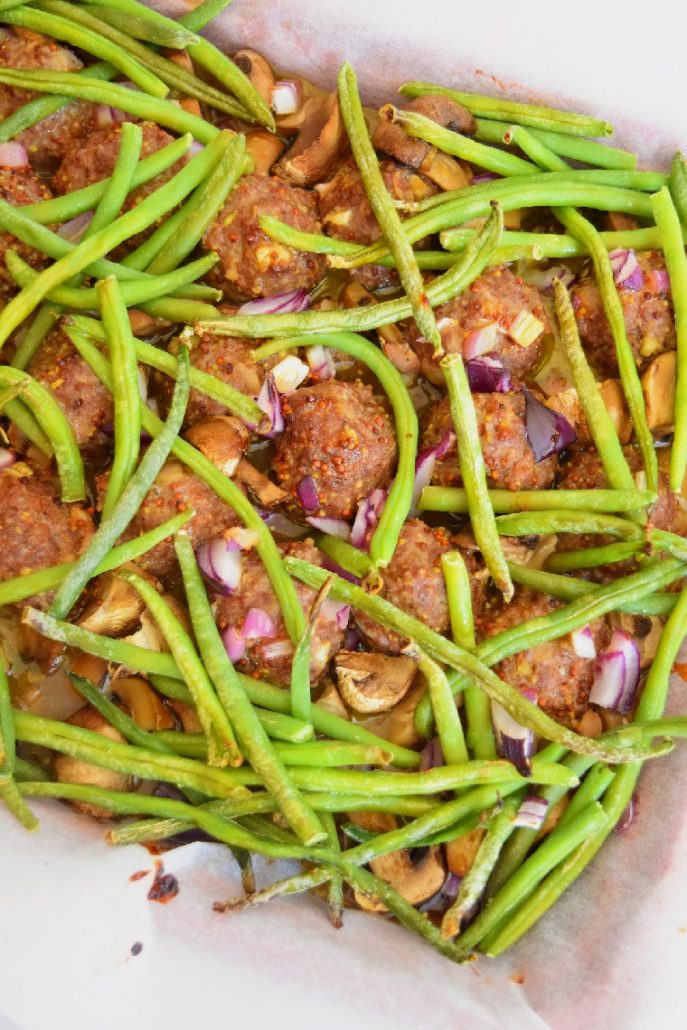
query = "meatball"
xmin=214 ymin=538 xmax=344 ymax=687
xmin=421 ymin=390 xmax=558 ymax=491
xmin=0 ymin=462 xmax=94 ymax=607
xmin=202 ymin=174 xmax=327 ymax=300
xmin=99 ymin=459 xmax=243 ymax=581
xmin=479 ymin=589 xmax=610 ymax=728
xmin=0 ymin=32 xmax=94 ymax=168
xmin=406 ymin=265 xmax=549 ymax=384
xmin=571 ymin=252 xmax=675 ymax=377
xmin=27 ymin=327 xmax=114 ymax=454
xmin=0 ymin=168 xmax=52 ymax=298
xmin=354 ymin=520 xmax=486 ymax=654
xmin=316 ymin=158 xmax=437 ymax=290
xmin=271 ymin=379 xmax=397 ymax=520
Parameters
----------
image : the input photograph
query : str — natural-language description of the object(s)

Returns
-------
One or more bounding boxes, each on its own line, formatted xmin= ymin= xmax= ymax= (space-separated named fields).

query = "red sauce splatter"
xmin=129 ymin=869 xmax=150 ymax=883
xmin=673 ymin=662 xmax=687 ymax=681
xmin=147 ymin=860 xmax=179 ymax=905
xmin=510 ymin=972 xmax=526 ymax=985
xmin=131 ymin=942 xmax=143 ymax=957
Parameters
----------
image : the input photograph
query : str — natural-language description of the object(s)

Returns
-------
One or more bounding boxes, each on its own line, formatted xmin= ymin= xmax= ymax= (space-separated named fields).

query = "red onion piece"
xmin=239 ymin=289 xmax=310 ymax=316
xmin=57 ymin=211 xmax=94 ymax=244
xmin=259 ymin=639 xmax=293 ymax=660
xmin=571 ymin=625 xmax=596 ymax=659
xmin=272 ymin=355 xmax=308 ymax=393
xmin=514 ymin=795 xmax=549 ymax=830
xmin=609 ymin=248 xmax=644 ymax=291
xmin=615 ymin=793 xmax=638 ymax=834
xmin=343 ymin=625 xmax=361 ymax=649
xmin=321 ymin=555 xmax=360 ymax=585
xmin=463 ymin=322 xmax=500 ymax=359
xmin=0 ymin=141 xmax=28 ymax=169
xmin=306 ymin=344 xmax=336 ymax=381
xmin=419 ymin=737 xmax=445 ymax=771
xmin=256 ymin=373 xmax=285 ymax=438
xmin=522 ymin=264 xmax=576 ymax=295
xmin=523 ymin=387 xmax=576 ymax=462
xmin=590 ymin=629 xmax=640 ymax=713
xmin=646 ymin=268 xmax=670 ymax=294
xmin=196 ymin=537 xmax=243 ymax=596
xmin=189 ymin=140 xmax=204 ymax=156
xmin=306 ymin=515 xmax=351 ymax=539
xmin=465 ymin=354 xmax=512 ymax=394
xmin=491 ymin=700 xmax=535 ymax=776
xmin=0 ymin=447 xmax=17 ymax=470
xmin=271 ymin=80 xmax=301 ymax=115
xmin=411 ymin=430 xmax=455 ymax=514
xmin=242 ymin=607 xmax=277 ymax=641
xmin=350 ymin=488 xmax=387 ymax=550
xmin=222 ymin=625 xmax=246 ymax=663
xmin=472 ymin=172 xmax=501 ymax=184
xmin=296 ymin=475 xmax=320 ymax=513
xmin=335 ymin=604 xmax=351 ymax=630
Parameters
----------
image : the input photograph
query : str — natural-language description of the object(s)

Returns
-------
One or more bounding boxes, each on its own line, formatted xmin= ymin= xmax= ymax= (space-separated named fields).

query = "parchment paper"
xmin=2 ymin=2 xmax=687 ymax=1027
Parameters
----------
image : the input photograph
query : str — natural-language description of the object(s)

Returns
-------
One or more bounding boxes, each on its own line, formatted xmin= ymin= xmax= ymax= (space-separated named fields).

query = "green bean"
xmin=178 ymin=0 xmax=235 ymax=31
xmin=0 ymin=510 xmax=191 ymax=608
xmin=13 ymin=756 xmax=49 ymax=783
xmin=473 ymin=117 xmax=636 ymax=169
xmin=408 ymin=647 xmax=468 ymax=765
xmin=290 ymin=577 xmax=330 ymax=726
xmin=494 ymin=510 xmax=642 ymax=539
xmin=0 ymin=6 xmax=169 ymax=97
xmin=315 ymin=534 xmax=372 ymax=579
xmin=87 ymin=121 xmax=143 ymax=236
xmin=84 ymin=3 xmax=198 ymax=48
xmin=649 ymin=526 xmax=687 ymax=563
xmin=338 ymin=64 xmax=441 ymax=353
xmin=421 ymin=486 xmax=654 ymax=514
xmin=67 ymin=673 xmax=181 ymax=758
xmin=319 ymin=810 xmax=344 ymax=926
xmin=0 ymin=663 xmax=38 ymax=829
xmin=552 ymin=279 xmax=636 ymax=491
xmin=97 ymin=278 xmax=141 ymax=521
xmin=651 ymin=187 xmax=687 ymax=492
xmin=49 ymin=349 xmax=189 ymax=619
xmin=385 ymin=104 xmax=536 ymax=176
xmin=441 ymin=225 xmax=672 ymax=257
xmin=399 ymin=82 xmax=613 ymax=137
xmin=1 ymin=394 xmax=52 ymax=455
xmin=10 ymin=307 xmax=60 ymax=372
xmin=24 ymin=134 xmax=192 ymax=226
xmin=285 ymin=557 xmax=677 ymax=765
xmin=669 ymin=151 xmax=687 ymax=227
xmin=0 ymin=367 xmax=84 ymax=501
xmin=442 ymin=350 xmax=512 ymax=599
xmin=174 ymin=531 xmax=326 ymax=846
xmin=0 ymin=69 xmax=222 ymax=143
xmin=506 ymin=560 xmax=676 ymax=617
xmin=250 ymin=708 xmax=314 ymax=745
xmin=216 ymin=866 xmax=334 ymax=915
xmin=152 ymin=733 xmax=390 ymax=768
xmin=544 ymin=540 xmax=642 ymax=573
xmin=555 ymin=764 xmax=615 ymax=832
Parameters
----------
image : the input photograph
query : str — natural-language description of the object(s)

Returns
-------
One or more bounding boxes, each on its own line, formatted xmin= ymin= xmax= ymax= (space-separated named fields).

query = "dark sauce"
xmin=147 ymin=860 xmax=180 ymax=904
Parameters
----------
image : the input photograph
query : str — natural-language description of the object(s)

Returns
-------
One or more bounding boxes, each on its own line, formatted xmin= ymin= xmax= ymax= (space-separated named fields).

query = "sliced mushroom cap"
xmin=111 ymin=675 xmax=175 ymax=731
xmin=235 ymin=457 xmax=288 ymax=508
xmin=335 ymin=651 xmax=417 ymax=715
xmin=274 ymin=93 xmax=349 ymax=188
xmin=168 ymin=699 xmax=202 ymax=733
xmin=373 ymin=114 xmax=429 ymax=170
xmin=244 ymin=130 xmax=287 ymax=175
xmin=233 ymin=49 xmax=275 ymax=105
xmin=53 ymin=705 xmax=132 ymax=818
xmin=641 ymin=350 xmax=676 ymax=433
xmin=405 ymin=94 xmax=476 ymax=135
xmin=445 ymin=827 xmax=485 ymax=877
xmin=374 ymin=93 xmax=475 ymax=174
xmin=315 ymin=680 xmax=350 ymax=721
xmin=76 ymin=571 xmax=146 ymax=638
xmin=419 ymin=150 xmax=472 ymax=191
xmin=341 ymin=282 xmax=421 ymax=373
xmin=17 ymin=623 xmax=64 ymax=675
xmin=184 ymin=415 xmax=251 ymax=478
xmin=351 ymin=811 xmax=446 ymax=911
xmin=598 ymin=379 xmax=633 ymax=443
xmin=362 ymin=679 xmax=426 ymax=748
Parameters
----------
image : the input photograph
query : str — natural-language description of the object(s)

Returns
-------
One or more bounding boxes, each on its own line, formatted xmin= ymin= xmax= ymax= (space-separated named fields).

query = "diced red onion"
xmin=296 ymin=474 xmax=320 ymax=513
xmin=259 ymin=639 xmax=294 ymax=660
xmin=271 ymin=80 xmax=301 ymax=115
xmin=522 ymin=264 xmax=576 ymax=295
xmin=306 ymin=515 xmax=351 ymax=539
xmin=222 ymin=625 xmax=246 ymax=663
xmin=590 ymin=629 xmax=640 ymax=713
xmin=615 ymin=793 xmax=638 ymax=834
xmin=350 ymin=488 xmax=387 ymax=550
xmin=466 ymin=354 xmax=512 ymax=394
xmin=239 ymin=289 xmax=310 ymax=316
xmin=463 ymin=322 xmax=500 ymax=359
xmin=0 ymin=141 xmax=28 ymax=169
xmin=514 ymin=795 xmax=549 ymax=830
xmin=306 ymin=345 xmax=336 ymax=381
xmin=242 ymin=607 xmax=277 ymax=640
xmin=96 ymin=104 xmax=129 ymax=126
xmin=523 ymin=387 xmax=576 ymax=462
xmin=272 ymin=354 xmax=309 ymax=393
xmin=442 ymin=872 xmax=462 ymax=900
xmin=0 ymin=447 xmax=17 ymax=470
xmin=256 ymin=373 xmax=284 ymax=438
xmin=321 ymin=555 xmax=360 ymax=585
xmin=609 ymin=249 xmax=645 ymax=291
xmin=411 ymin=430 xmax=456 ymax=515
xmin=196 ymin=537 xmax=243 ymax=596
xmin=472 ymin=172 xmax=501 ymax=184
xmin=189 ymin=140 xmax=204 ymax=156
xmin=646 ymin=268 xmax=670 ymax=294
xmin=491 ymin=700 xmax=535 ymax=776
xmin=335 ymin=604 xmax=351 ymax=630
xmin=57 ymin=211 xmax=94 ymax=244
xmin=571 ymin=625 xmax=596 ymax=659
xmin=343 ymin=625 xmax=361 ymax=649
xmin=419 ymin=737 xmax=444 ymax=771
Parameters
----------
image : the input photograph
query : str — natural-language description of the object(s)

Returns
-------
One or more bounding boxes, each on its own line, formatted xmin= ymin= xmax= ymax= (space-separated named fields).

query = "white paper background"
xmin=2 ymin=2 xmax=687 ymax=1027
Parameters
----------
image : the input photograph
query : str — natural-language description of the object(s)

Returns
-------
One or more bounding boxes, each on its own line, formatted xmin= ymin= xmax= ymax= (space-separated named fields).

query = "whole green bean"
xmin=544 ymin=540 xmax=642 ymax=573
xmin=0 ymin=62 xmax=115 ymax=145
xmin=0 ymin=663 xmax=38 ymax=829
xmin=506 ymin=560 xmax=676 ymax=617
xmin=178 ymin=0 xmax=234 ymax=31
xmin=408 ymin=646 xmax=468 ymax=765
xmin=473 ymin=117 xmax=636 ymax=170
xmin=315 ymin=534 xmax=372 ymax=579
xmin=442 ymin=225 xmax=672 ymax=258
xmin=84 ymin=3 xmax=198 ymax=47
xmin=85 ymin=121 xmax=143 ymax=236
xmin=555 ymin=763 xmax=615 ymax=832
xmin=669 ymin=151 xmax=687 ymax=227
xmin=152 ymin=734 xmax=390 ymax=768
xmin=68 ymin=673 xmax=181 ymax=758
xmin=10 ymin=306 xmax=60 ymax=372
xmin=494 ymin=510 xmax=643 ymax=539
xmin=1 ymin=395 xmax=52 ymax=455
xmin=421 ymin=486 xmax=654 ymax=514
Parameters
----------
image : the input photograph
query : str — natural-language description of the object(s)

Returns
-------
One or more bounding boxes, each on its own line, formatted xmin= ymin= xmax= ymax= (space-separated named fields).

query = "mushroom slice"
xmin=274 ymin=93 xmax=348 ymax=188
xmin=235 ymin=458 xmax=288 ymax=508
xmin=184 ymin=415 xmax=251 ymax=478
xmin=232 ymin=49 xmax=275 ymax=105
xmin=341 ymin=282 xmax=420 ymax=373
xmin=350 ymin=812 xmax=445 ymax=911
xmin=245 ymin=130 xmax=287 ymax=175
xmin=315 ymin=680 xmax=350 ymax=721
xmin=598 ymin=379 xmax=633 ymax=443
xmin=641 ymin=350 xmax=676 ymax=433
xmin=112 ymin=675 xmax=175 ymax=731
xmin=445 ymin=827 xmax=485 ymax=877
xmin=373 ymin=94 xmax=476 ymax=171
xmin=53 ymin=705 xmax=132 ymax=818
xmin=373 ymin=115 xmax=429 ymax=170
xmin=335 ymin=651 xmax=416 ymax=715
xmin=419 ymin=150 xmax=472 ymax=191
xmin=405 ymin=94 xmax=476 ymax=135
xmin=363 ymin=680 xmax=429 ymax=749
xmin=76 ymin=571 xmax=146 ymax=638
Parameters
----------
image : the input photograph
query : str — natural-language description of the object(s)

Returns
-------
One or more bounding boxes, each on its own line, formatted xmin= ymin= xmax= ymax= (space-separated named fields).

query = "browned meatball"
xmin=202 ymin=174 xmax=327 ymax=300
xmin=0 ymin=168 xmax=52 ymax=297
xmin=271 ymin=379 xmax=397 ymax=520
xmin=571 ymin=252 xmax=675 ymax=377
xmin=0 ymin=32 xmax=94 ymax=168
xmin=316 ymin=158 xmax=437 ymax=290
xmin=27 ymin=328 xmax=114 ymax=454
xmin=479 ymin=589 xmax=610 ymax=728
xmin=98 ymin=459 xmax=243 ymax=582
xmin=0 ymin=462 xmax=94 ymax=607
xmin=355 ymin=520 xmax=486 ymax=654
xmin=421 ymin=390 xmax=558 ymax=491
xmin=214 ymin=538 xmax=344 ymax=687
xmin=407 ymin=266 xmax=549 ymax=384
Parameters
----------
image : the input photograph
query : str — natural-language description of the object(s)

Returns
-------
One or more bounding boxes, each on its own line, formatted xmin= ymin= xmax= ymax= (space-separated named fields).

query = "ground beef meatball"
xmin=479 ymin=589 xmax=610 ymax=728
xmin=354 ymin=520 xmax=486 ymax=654
xmin=0 ymin=168 xmax=52 ymax=297
xmin=316 ymin=158 xmax=437 ymax=290
xmin=0 ymin=32 xmax=94 ymax=169
xmin=421 ymin=389 xmax=558 ymax=491
xmin=214 ymin=538 xmax=344 ymax=687
xmin=27 ymin=327 xmax=114 ymax=454
xmin=406 ymin=265 xmax=549 ymax=384
xmin=271 ymin=379 xmax=397 ymax=520
xmin=571 ymin=252 xmax=675 ymax=377
xmin=0 ymin=462 xmax=94 ymax=607
xmin=202 ymin=174 xmax=327 ymax=300
xmin=98 ymin=459 xmax=243 ymax=582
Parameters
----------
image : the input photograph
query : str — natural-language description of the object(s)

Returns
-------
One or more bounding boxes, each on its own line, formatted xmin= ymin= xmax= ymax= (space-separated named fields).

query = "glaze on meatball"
xmin=0 ymin=168 xmax=52 ymax=298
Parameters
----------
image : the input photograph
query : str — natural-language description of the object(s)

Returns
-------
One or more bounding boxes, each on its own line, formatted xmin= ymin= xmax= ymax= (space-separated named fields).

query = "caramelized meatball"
xmin=354 ymin=520 xmax=486 ymax=654
xmin=421 ymin=390 xmax=558 ymax=491
xmin=214 ymin=538 xmax=344 ymax=687
xmin=271 ymin=379 xmax=397 ymax=520
xmin=571 ymin=252 xmax=675 ymax=377
xmin=203 ymin=174 xmax=327 ymax=300
xmin=0 ymin=168 xmax=52 ymax=297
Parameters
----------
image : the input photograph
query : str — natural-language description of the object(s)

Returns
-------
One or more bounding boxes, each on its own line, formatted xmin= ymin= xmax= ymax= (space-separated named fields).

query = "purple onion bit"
xmin=523 ymin=387 xmax=576 ymax=462
xmin=350 ymin=488 xmax=387 ymax=550
xmin=0 ymin=447 xmax=17 ymax=471
xmin=239 ymin=289 xmax=311 ymax=316
xmin=196 ymin=537 xmax=243 ymax=596
xmin=466 ymin=354 xmax=512 ymax=394
xmin=296 ymin=475 xmax=320 ymax=513
xmin=514 ymin=795 xmax=549 ymax=830
xmin=590 ymin=629 xmax=640 ymax=713
xmin=306 ymin=516 xmax=351 ymax=540
xmin=256 ymin=373 xmax=285 ymax=438
xmin=492 ymin=700 xmax=535 ymax=777
xmin=609 ymin=249 xmax=645 ymax=292
xmin=411 ymin=431 xmax=455 ymax=514
xmin=614 ymin=792 xmax=638 ymax=834
xmin=321 ymin=555 xmax=360 ymax=585
xmin=419 ymin=736 xmax=445 ymax=771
